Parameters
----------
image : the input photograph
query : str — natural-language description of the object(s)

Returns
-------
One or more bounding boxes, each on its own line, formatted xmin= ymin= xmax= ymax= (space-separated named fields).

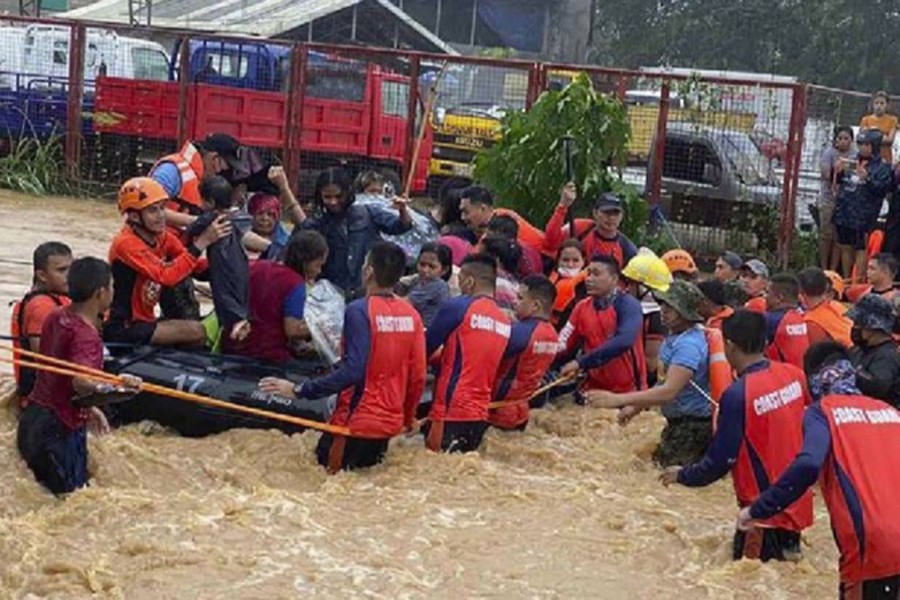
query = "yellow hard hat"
xmin=622 ymin=248 xmax=673 ymax=292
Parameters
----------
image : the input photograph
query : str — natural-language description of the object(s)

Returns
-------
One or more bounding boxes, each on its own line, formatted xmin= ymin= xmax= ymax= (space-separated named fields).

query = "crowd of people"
xmin=9 ymin=125 xmax=900 ymax=598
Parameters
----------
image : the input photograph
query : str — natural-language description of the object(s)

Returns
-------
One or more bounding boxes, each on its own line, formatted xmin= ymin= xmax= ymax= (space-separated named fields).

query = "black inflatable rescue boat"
xmin=104 ymin=347 xmax=335 ymax=437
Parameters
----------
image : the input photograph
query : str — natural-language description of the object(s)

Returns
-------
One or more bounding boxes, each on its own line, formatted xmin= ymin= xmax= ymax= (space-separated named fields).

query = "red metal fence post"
xmin=65 ymin=23 xmax=86 ymax=180
xmin=778 ymin=84 xmax=805 ymax=267
xmin=403 ymin=54 xmax=421 ymax=189
xmin=648 ymin=80 xmax=670 ymax=206
xmin=525 ymin=62 xmax=543 ymax=109
xmin=284 ymin=44 xmax=308 ymax=193
xmin=176 ymin=35 xmax=192 ymax=146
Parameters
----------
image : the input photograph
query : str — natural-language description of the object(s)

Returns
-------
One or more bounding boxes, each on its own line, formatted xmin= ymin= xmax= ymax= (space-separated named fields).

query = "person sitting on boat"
xmin=17 ymin=257 xmax=141 ymax=496
xmin=105 ymin=177 xmax=230 ymax=348
xmin=225 ymin=230 xmax=328 ymax=363
xmin=300 ymin=167 xmax=412 ymax=298
xmin=11 ymin=242 xmax=73 ymax=404
xmin=259 ymin=242 xmax=426 ymax=473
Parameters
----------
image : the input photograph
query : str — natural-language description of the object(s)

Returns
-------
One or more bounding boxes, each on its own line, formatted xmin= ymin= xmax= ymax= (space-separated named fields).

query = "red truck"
xmin=92 ymin=41 xmax=431 ymax=194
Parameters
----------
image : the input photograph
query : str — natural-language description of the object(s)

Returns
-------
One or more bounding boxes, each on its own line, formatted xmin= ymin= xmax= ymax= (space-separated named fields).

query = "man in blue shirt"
xmin=587 ymin=280 xmax=714 ymax=466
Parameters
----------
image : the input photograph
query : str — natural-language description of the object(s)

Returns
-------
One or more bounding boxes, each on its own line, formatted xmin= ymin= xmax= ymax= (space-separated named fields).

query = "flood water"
xmin=0 ymin=191 xmax=837 ymax=599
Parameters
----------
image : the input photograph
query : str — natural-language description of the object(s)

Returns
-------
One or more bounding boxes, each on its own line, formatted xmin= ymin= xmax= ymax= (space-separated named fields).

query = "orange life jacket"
xmin=804 ymin=300 xmax=853 ymax=347
xmin=152 ymin=141 xmax=205 ymax=222
xmin=10 ymin=291 xmax=65 ymax=400
xmin=705 ymin=326 xmax=734 ymax=431
xmin=549 ymin=270 xmax=587 ymax=326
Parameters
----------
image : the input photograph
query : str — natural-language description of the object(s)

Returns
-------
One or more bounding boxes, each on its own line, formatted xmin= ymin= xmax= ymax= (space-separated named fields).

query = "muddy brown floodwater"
xmin=0 ymin=190 xmax=837 ymax=599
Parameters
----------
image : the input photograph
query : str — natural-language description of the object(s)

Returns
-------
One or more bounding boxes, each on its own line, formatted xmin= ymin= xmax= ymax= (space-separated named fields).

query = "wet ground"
xmin=0 ymin=190 xmax=837 ymax=599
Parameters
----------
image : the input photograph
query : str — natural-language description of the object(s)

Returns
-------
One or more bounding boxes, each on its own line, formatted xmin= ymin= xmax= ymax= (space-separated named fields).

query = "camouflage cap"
xmin=847 ymin=294 xmax=897 ymax=333
xmin=654 ymin=280 xmax=706 ymax=323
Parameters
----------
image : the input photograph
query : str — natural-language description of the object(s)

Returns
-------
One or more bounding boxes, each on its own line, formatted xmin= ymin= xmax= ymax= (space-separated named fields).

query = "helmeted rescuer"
xmin=739 ymin=341 xmax=900 ymax=598
xmin=105 ymin=177 xmax=228 ymax=348
xmin=621 ymin=248 xmax=672 ymax=386
xmin=662 ymin=249 xmax=698 ymax=282
xmin=662 ymin=309 xmax=813 ymax=563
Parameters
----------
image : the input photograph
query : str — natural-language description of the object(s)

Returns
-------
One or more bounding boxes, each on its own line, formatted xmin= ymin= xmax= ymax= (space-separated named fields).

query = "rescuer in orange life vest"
xmin=149 ymin=133 xmax=248 ymax=320
xmin=661 ymin=309 xmax=813 ymax=563
xmin=738 ymin=341 xmax=900 ymax=598
xmin=763 ymin=273 xmax=810 ymax=370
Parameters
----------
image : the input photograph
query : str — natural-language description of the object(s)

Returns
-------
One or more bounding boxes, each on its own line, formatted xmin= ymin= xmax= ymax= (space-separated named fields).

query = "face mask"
xmin=850 ymin=327 xmax=867 ymax=348
xmin=558 ymin=267 xmax=581 ymax=278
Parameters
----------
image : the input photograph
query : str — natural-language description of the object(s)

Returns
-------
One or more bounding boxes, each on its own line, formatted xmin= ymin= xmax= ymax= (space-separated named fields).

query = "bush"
xmin=0 ymin=134 xmax=72 ymax=196
xmin=474 ymin=74 xmax=642 ymax=232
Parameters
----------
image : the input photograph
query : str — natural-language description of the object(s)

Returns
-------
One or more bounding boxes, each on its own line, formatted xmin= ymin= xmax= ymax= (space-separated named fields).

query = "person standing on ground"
xmin=833 ymin=130 xmax=893 ymax=281
xmin=17 ymin=258 xmax=141 ymax=495
xmin=587 ymin=281 xmax=713 ymax=467
xmin=819 ymin=126 xmax=855 ymax=270
xmin=764 ymin=273 xmax=809 ymax=370
xmin=847 ymin=294 xmax=900 ymax=408
xmin=10 ymin=242 xmax=73 ymax=402
xmin=865 ymin=253 xmax=899 ymax=300
xmin=661 ymin=310 xmax=813 ymax=563
xmin=738 ymin=341 xmax=900 ymax=599
xmin=260 ymin=242 xmax=426 ymax=472
xmin=859 ymin=91 xmax=898 ymax=164
xmin=621 ymin=249 xmax=672 ymax=387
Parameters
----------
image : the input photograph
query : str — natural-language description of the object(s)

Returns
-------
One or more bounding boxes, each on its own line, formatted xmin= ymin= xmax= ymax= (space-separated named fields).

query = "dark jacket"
xmin=833 ymin=156 xmax=893 ymax=232
xmin=302 ymin=203 xmax=411 ymax=295
xmin=852 ymin=340 xmax=900 ymax=408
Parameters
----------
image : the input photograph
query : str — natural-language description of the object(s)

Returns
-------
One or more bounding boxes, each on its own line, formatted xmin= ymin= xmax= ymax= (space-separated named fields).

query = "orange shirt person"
xmin=105 ymin=177 xmax=230 ymax=348
xmin=10 ymin=242 xmax=73 ymax=401
xmin=798 ymin=267 xmax=853 ymax=347
xmin=859 ymin=91 xmax=898 ymax=164
xmin=697 ymin=279 xmax=734 ymax=330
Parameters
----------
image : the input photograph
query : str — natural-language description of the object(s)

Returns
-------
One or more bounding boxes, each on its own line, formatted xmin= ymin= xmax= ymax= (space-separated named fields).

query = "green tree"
xmin=473 ymin=74 xmax=643 ymax=234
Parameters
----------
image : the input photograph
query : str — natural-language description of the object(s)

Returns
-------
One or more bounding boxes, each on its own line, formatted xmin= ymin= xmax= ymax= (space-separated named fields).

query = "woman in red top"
xmin=226 ymin=230 xmax=328 ymax=363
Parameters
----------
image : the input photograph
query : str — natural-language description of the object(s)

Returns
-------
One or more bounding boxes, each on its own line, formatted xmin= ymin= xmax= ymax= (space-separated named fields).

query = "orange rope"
xmin=0 ymin=346 xmax=350 ymax=437
xmin=487 ymin=372 xmax=577 ymax=410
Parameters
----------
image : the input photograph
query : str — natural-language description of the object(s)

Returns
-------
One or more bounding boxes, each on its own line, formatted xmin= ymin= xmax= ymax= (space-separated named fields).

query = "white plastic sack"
xmin=304 ymin=279 xmax=345 ymax=365
xmin=354 ymin=193 xmax=439 ymax=260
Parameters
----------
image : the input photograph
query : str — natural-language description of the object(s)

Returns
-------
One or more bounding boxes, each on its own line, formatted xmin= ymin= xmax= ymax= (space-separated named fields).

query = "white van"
xmin=0 ymin=24 xmax=170 ymax=91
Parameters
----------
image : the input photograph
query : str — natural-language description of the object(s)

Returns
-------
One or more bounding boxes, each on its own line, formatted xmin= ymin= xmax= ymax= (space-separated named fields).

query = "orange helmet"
xmin=823 ymin=270 xmax=845 ymax=299
xmin=662 ymin=249 xmax=698 ymax=275
xmin=117 ymin=177 xmax=168 ymax=214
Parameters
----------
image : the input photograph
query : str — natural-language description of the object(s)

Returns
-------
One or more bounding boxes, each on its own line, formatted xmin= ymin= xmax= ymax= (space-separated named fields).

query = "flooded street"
xmin=0 ymin=191 xmax=837 ymax=599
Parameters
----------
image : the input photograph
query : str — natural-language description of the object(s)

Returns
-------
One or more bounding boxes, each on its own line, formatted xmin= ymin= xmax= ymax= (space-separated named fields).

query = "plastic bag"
xmin=354 ymin=193 xmax=439 ymax=260
xmin=304 ymin=279 xmax=346 ymax=365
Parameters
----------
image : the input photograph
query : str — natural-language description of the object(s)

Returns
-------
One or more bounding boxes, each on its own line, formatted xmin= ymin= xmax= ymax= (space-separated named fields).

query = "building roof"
xmin=62 ymin=0 xmax=458 ymax=54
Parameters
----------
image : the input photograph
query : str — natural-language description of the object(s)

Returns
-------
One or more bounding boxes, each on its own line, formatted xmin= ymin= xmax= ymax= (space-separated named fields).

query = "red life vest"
xmin=152 ymin=141 xmax=205 ymax=227
xmin=430 ymin=296 xmax=511 ymax=424
xmin=734 ymin=361 xmax=814 ymax=532
xmin=765 ymin=309 xmax=810 ymax=370
xmin=819 ymin=394 xmax=900 ymax=584
xmin=489 ymin=319 xmax=560 ymax=430
xmin=330 ymin=296 xmax=426 ymax=439
xmin=561 ymin=296 xmax=646 ymax=393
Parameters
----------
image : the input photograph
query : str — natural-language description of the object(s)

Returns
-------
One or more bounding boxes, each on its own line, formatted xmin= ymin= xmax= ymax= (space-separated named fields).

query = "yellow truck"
xmin=427 ymin=68 xmax=758 ymax=192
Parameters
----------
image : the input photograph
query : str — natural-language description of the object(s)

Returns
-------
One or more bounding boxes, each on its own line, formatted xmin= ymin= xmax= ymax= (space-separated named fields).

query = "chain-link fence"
xmin=0 ymin=14 xmax=842 ymax=266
